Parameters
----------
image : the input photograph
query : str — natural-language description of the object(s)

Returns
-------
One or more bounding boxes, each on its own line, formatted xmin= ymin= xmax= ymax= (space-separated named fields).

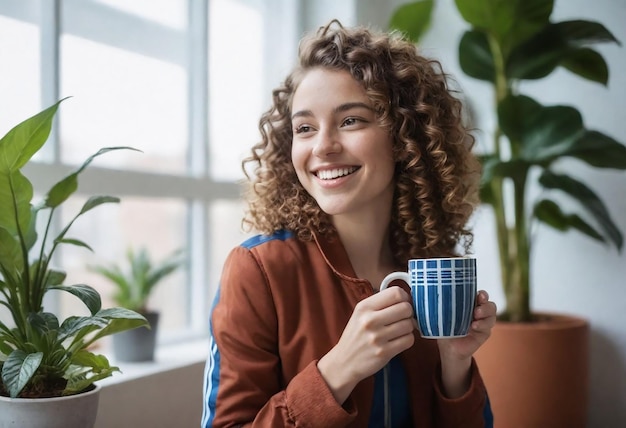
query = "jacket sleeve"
xmin=201 ymin=246 xmax=356 ymax=428
xmin=433 ymin=358 xmax=492 ymax=428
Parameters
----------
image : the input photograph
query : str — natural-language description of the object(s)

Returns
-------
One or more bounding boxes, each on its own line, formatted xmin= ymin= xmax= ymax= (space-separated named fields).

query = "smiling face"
xmin=290 ymin=68 xmax=396 ymax=220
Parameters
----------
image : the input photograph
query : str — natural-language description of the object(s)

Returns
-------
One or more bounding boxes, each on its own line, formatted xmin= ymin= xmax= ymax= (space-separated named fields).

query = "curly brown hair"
xmin=242 ymin=20 xmax=480 ymax=264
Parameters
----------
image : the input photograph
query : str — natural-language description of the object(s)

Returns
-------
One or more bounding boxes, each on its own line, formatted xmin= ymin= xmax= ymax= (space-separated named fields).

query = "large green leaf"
xmin=1 ymin=350 xmax=43 ymax=398
xmin=507 ymin=20 xmax=620 ymax=80
xmin=64 ymin=350 xmax=119 ymax=395
xmin=27 ymin=313 xmax=60 ymax=352
xmin=69 ymin=349 xmax=114 ymax=371
xmin=0 ymin=103 xmax=55 ymax=262
xmin=96 ymin=307 xmax=149 ymax=323
xmin=55 ymin=238 xmax=93 ymax=252
xmin=479 ymin=182 xmax=496 ymax=206
xmin=534 ymin=199 xmax=605 ymax=242
xmin=80 ymin=195 xmax=120 ymax=215
xmin=499 ymin=0 xmax=555 ymax=54
xmin=455 ymin=0 xmax=552 ymax=44
xmin=560 ymin=48 xmax=609 ymax=85
xmin=480 ymin=157 xmax=531 ymax=183
xmin=50 ymin=284 xmax=102 ymax=315
xmin=58 ymin=316 xmax=109 ymax=342
xmin=45 ymin=173 xmax=78 ymax=209
xmin=506 ymin=25 xmax=566 ymax=79
xmin=539 ymin=171 xmax=623 ymax=250
xmin=88 ymin=308 xmax=149 ymax=343
xmin=519 ymin=105 xmax=585 ymax=162
xmin=458 ymin=30 xmax=495 ymax=82
xmin=45 ymin=269 xmax=66 ymax=286
xmin=23 ymin=205 xmax=40 ymax=252
xmin=500 ymin=98 xmax=626 ymax=170
xmin=498 ymin=94 xmax=541 ymax=151
xmin=0 ymin=169 xmax=33 ymax=239
xmin=28 ymin=312 xmax=60 ymax=335
xmin=0 ymin=226 xmax=23 ymax=274
xmin=477 ymin=155 xmax=497 ymax=205
xmin=0 ymin=99 xmax=66 ymax=173
xmin=454 ymin=0 xmax=513 ymax=34
xmin=388 ymin=0 xmax=434 ymax=44
xmin=555 ymin=20 xmax=620 ymax=46
xmin=564 ymin=130 xmax=626 ymax=169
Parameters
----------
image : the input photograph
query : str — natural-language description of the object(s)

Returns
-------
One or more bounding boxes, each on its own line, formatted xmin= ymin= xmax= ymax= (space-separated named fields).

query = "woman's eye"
xmin=342 ymin=117 xmax=359 ymax=127
xmin=295 ymin=125 xmax=312 ymax=134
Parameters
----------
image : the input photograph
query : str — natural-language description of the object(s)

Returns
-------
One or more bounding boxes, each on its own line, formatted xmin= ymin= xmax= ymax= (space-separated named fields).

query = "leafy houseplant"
xmin=0 ymin=99 xmax=148 ymax=399
xmin=89 ymin=247 xmax=184 ymax=362
xmin=390 ymin=0 xmax=626 ymax=322
xmin=90 ymin=247 xmax=185 ymax=315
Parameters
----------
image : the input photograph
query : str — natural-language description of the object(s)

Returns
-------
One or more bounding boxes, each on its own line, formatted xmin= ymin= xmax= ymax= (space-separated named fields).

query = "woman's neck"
xmin=332 ymin=211 xmax=397 ymax=290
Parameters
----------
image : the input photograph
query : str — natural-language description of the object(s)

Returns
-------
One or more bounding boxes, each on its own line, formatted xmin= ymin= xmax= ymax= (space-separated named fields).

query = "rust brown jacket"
xmin=202 ymin=230 xmax=492 ymax=427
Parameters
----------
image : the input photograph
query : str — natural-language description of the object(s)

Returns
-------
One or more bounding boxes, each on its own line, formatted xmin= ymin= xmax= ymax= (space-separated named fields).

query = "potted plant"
xmin=89 ymin=247 xmax=185 ymax=362
xmin=390 ymin=1 xmax=626 ymax=426
xmin=0 ymin=99 xmax=149 ymax=427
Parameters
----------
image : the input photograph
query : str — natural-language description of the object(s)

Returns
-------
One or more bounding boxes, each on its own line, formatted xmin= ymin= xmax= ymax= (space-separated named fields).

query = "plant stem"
xmin=508 ymin=173 xmax=531 ymax=322
xmin=487 ymin=33 xmax=519 ymax=316
xmin=34 ymin=208 xmax=56 ymax=312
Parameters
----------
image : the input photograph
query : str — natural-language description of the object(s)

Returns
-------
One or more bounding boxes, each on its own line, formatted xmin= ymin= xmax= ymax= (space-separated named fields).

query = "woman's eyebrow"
xmin=291 ymin=102 xmax=374 ymax=120
xmin=334 ymin=102 xmax=374 ymax=114
xmin=291 ymin=109 xmax=313 ymax=120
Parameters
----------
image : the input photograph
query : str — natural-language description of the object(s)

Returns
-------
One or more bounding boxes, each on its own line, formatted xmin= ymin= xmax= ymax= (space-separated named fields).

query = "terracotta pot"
xmin=474 ymin=313 xmax=589 ymax=428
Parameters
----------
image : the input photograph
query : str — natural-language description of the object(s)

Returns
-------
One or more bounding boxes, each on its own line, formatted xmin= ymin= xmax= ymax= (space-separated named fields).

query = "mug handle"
xmin=380 ymin=271 xmax=410 ymax=290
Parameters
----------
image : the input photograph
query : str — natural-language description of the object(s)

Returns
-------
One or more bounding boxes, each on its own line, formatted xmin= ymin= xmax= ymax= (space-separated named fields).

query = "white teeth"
xmin=316 ymin=167 xmax=357 ymax=180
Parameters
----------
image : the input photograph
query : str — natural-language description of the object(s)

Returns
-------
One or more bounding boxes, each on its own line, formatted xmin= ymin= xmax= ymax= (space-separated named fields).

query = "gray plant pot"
xmin=0 ymin=384 xmax=100 ymax=428
xmin=112 ymin=311 xmax=160 ymax=362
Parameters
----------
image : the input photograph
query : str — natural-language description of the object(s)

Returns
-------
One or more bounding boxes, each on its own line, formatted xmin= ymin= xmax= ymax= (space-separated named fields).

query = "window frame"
xmin=1 ymin=0 xmax=299 ymax=342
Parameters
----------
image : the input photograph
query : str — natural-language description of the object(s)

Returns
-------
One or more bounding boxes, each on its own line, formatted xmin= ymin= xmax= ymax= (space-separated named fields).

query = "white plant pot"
xmin=0 ymin=384 xmax=101 ymax=428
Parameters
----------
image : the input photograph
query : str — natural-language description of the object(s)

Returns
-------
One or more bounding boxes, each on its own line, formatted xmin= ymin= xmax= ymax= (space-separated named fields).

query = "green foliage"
xmin=390 ymin=0 xmax=626 ymax=322
xmin=389 ymin=0 xmax=434 ymax=43
xmin=90 ymin=247 xmax=185 ymax=314
xmin=0 ymin=99 xmax=149 ymax=398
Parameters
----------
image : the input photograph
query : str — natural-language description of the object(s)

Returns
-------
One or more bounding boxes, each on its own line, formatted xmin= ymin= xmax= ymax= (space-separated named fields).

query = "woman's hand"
xmin=317 ymin=287 xmax=416 ymax=404
xmin=437 ymin=290 xmax=497 ymax=398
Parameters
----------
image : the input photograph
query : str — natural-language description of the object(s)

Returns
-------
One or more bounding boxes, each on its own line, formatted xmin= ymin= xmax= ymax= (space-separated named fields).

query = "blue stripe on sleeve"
xmin=201 ymin=288 xmax=221 ymax=428
xmin=241 ymin=230 xmax=294 ymax=249
xmin=202 ymin=231 xmax=293 ymax=426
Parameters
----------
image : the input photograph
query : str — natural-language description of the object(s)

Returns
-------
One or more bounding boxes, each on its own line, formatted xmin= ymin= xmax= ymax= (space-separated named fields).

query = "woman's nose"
xmin=312 ymin=128 xmax=341 ymax=157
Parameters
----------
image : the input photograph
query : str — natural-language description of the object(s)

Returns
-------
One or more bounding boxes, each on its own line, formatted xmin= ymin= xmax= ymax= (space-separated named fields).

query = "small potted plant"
xmin=0 ymin=99 xmax=148 ymax=427
xmin=89 ymin=247 xmax=185 ymax=362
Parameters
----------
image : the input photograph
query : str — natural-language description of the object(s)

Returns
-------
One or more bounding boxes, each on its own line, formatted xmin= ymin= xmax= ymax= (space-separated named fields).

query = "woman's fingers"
xmin=471 ymin=291 xmax=497 ymax=333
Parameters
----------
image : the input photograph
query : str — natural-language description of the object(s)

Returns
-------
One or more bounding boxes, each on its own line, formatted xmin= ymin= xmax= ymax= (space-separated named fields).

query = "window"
xmin=0 ymin=9 xmax=41 ymax=135
xmin=0 ymin=0 xmax=296 ymax=343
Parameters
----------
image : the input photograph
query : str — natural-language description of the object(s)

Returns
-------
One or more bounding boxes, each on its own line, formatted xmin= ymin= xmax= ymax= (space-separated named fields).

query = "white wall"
xmin=302 ymin=0 xmax=626 ymax=426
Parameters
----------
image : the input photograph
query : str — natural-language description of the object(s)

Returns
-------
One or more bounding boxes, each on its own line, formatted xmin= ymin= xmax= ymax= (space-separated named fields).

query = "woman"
xmin=202 ymin=20 xmax=496 ymax=428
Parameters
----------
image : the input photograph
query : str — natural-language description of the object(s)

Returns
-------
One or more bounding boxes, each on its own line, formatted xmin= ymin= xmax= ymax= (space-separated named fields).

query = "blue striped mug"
xmin=380 ymin=257 xmax=477 ymax=339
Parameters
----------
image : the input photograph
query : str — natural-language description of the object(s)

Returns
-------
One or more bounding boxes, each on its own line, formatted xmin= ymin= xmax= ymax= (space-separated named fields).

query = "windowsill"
xmin=94 ymin=339 xmax=207 ymax=427
xmin=98 ymin=338 xmax=208 ymax=386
